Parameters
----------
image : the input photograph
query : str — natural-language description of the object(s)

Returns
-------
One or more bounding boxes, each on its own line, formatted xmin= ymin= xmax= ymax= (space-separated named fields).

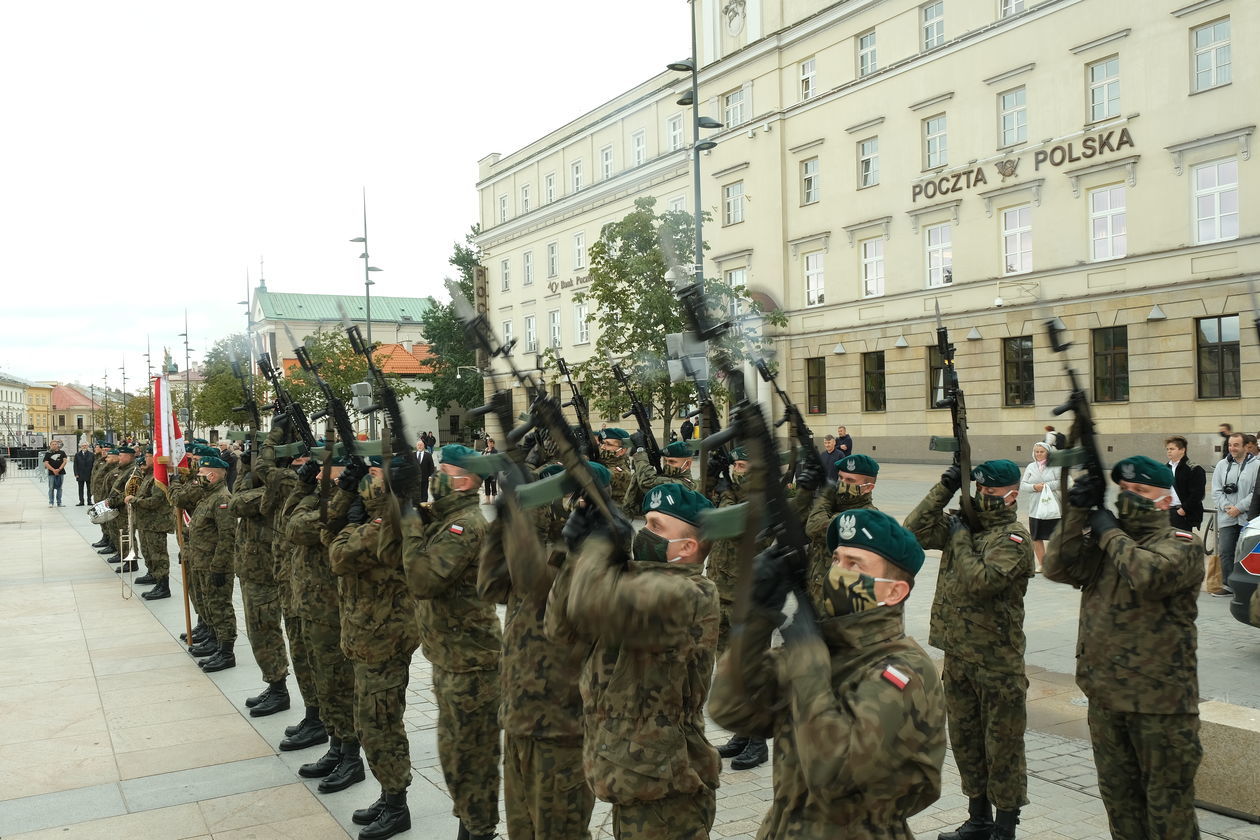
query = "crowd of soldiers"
xmin=81 ymin=412 xmax=1205 ymax=840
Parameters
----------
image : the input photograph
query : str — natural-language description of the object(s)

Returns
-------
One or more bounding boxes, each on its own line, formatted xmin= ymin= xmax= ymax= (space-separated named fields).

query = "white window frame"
xmin=859 ymin=137 xmax=880 ymax=188
xmin=500 ymin=258 xmax=510 ymax=291
xmin=544 ymin=173 xmax=556 ymax=204
xmin=599 ymin=145 xmax=614 ymax=180
xmin=861 ymin=238 xmax=885 ymax=298
xmin=525 ymin=315 xmax=537 ymax=353
xmin=574 ymin=303 xmax=590 ymax=344
xmin=1193 ymin=158 xmax=1239 ymax=245
xmin=804 ymin=251 xmax=826 ymax=307
xmin=922 ymin=2 xmax=944 ymax=50
xmin=667 ymin=114 xmax=684 ymax=152
xmin=801 ymin=157 xmax=820 ymax=205
xmin=573 ymin=231 xmax=587 ymax=269
xmin=723 ymin=88 xmax=746 ymax=127
xmin=667 ymin=196 xmax=686 ymax=213
xmin=520 ymin=184 xmax=531 ymax=213
xmin=999 ymin=86 xmax=1027 ymax=148
xmin=548 ymin=310 xmax=562 ymax=349
xmin=857 ymin=30 xmax=877 ymax=77
xmin=546 ymin=242 xmax=559 ymax=277
xmin=501 ymin=320 xmax=513 ymax=346
xmin=924 ymin=114 xmax=948 ymax=170
xmin=522 ymin=251 xmax=534 ymax=286
xmin=723 ymin=181 xmax=745 ymax=225
xmin=925 ymin=223 xmax=953 ymax=287
xmin=1087 ymin=56 xmax=1120 ymax=123
xmin=725 ymin=267 xmax=748 ymax=318
xmin=1002 ymin=204 xmax=1033 ymax=275
xmin=800 ymin=58 xmax=816 ymax=100
xmin=1192 ymin=18 xmax=1231 ymax=92
xmin=498 ymin=194 xmax=508 ymax=224
xmin=570 ymin=160 xmax=584 ymax=192
xmin=1000 ymin=0 xmax=1024 ymax=18
xmin=631 ymin=130 xmax=647 ymax=167
xmin=1089 ymin=184 xmax=1127 ymax=261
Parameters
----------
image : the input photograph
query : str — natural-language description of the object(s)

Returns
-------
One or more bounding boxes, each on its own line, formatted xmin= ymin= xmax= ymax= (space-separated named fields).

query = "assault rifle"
xmin=556 ymin=357 xmax=596 ymax=459
xmin=285 ymin=326 xmax=362 ymax=470
xmin=1045 ymin=319 xmax=1107 ymax=503
xmin=256 ymin=351 xmax=316 ymax=451
xmin=753 ymin=357 xmax=818 ymax=487
xmin=609 ymin=355 xmax=662 ymax=475
xmin=228 ymin=352 xmax=261 ymax=473
xmin=929 ymin=301 xmax=981 ymax=531
xmin=339 ymin=303 xmax=413 ymax=468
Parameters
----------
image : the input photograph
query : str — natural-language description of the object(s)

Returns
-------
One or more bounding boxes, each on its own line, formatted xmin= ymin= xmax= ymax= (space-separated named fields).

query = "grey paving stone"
xmin=119 ymin=755 xmax=298 ymax=812
xmin=0 ymin=782 xmax=127 ymax=836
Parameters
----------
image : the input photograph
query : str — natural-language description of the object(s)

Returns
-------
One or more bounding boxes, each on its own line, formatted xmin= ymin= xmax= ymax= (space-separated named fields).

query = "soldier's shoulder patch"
xmin=449 ymin=523 xmax=465 ymax=535
xmin=373 ymin=518 xmax=383 ymax=524
xmin=218 ymin=503 xmax=229 ymax=509
xmin=1008 ymin=533 xmax=1024 ymax=544
xmin=1174 ymin=531 xmax=1194 ymax=540
xmin=881 ymin=665 xmax=911 ymax=690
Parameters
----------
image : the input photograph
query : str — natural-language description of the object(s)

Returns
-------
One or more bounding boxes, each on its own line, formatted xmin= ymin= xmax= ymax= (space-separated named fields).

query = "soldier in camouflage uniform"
xmin=598 ymin=428 xmax=634 ymax=511
xmin=105 ymin=446 xmax=140 ymax=569
xmin=711 ymin=508 xmax=946 ymax=838
xmin=401 ymin=444 xmax=502 ymax=840
xmin=905 ymin=459 xmax=1033 ymax=840
xmin=89 ymin=444 xmax=116 ymax=552
xmin=1044 ymin=455 xmax=1203 ymax=840
xmin=478 ymin=461 xmax=603 ymax=840
xmin=330 ymin=457 xmax=419 ymax=840
xmin=547 ymin=483 xmax=721 ymax=840
xmin=804 ymin=453 xmax=881 ymax=606
xmin=184 ymin=455 xmax=238 ymax=672
xmin=172 ymin=447 xmax=212 ymax=648
xmin=623 ymin=439 xmax=696 ymax=515
xmin=125 ymin=449 xmax=174 ymax=601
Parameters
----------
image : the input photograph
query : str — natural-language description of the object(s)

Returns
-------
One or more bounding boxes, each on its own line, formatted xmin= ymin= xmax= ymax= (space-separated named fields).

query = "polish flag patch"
xmin=882 ymin=666 xmax=910 ymax=690
xmin=449 ymin=524 xmax=465 ymax=535
xmin=218 ymin=503 xmax=229 ymax=509
xmin=1008 ymin=534 xmax=1024 ymax=544
xmin=1174 ymin=531 xmax=1194 ymax=541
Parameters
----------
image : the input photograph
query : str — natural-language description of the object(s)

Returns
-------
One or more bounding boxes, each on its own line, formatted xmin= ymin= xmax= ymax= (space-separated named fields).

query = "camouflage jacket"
xmin=710 ymin=605 xmax=945 ymax=839
xmin=622 ymin=450 xmax=695 ymax=516
xmin=402 ymin=488 xmax=501 ymax=672
xmin=129 ymin=473 xmax=174 ymax=534
xmin=258 ymin=446 xmax=303 ymax=607
xmin=185 ymin=481 xmax=236 ymax=573
xmin=285 ymin=487 xmax=342 ymax=625
xmin=228 ymin=478 xmax=274 ymax=584
xmin=601 ymin=452 xmax=634 ymax=511
xmin=545 ymin=536 xmax=720 ymax=805
xmin=706 ymin=481 xmax=750 ymax=599
xmin=904 ymin=483 xmax=1033 ymax=674
xmin=1043 ymin=505 xmax=1203 ymax=714
xmin=329 ymin=489 xmax=419 ymax=664
xmin=90 ymin=458 xmax=114 ymax=501
xmin=107 ymin=464 xmax=141 ymax=509
xmin=478 ymin=498 xmax=582 ymax=742
xmin=805 ymin=487 xmax=878 ymax=606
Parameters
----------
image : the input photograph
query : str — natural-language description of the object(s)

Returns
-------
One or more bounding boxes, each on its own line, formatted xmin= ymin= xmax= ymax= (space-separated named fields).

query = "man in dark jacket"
xmin=73 ymin=442 xmax=96 ymax=505
xmin=413 ymin=439 xmax=435 ymax=504
xmin=835 ymin=426 xmax=854 ymax=457
xmin=1165 ymin=436 xmax=1205 ymax=530
xmin=819 ymin=436 xmax=845 ymax=483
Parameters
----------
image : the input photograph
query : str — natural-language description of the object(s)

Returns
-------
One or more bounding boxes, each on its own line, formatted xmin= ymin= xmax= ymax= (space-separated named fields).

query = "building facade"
xmin=475 ymin=0 xmax=1257 ymax=462
xmin=0 ymin=371 xmax=29 ymax=447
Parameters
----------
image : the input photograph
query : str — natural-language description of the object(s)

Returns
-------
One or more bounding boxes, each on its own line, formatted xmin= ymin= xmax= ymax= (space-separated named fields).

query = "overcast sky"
xmin=0 ymin=1 xmax=690 ymax=392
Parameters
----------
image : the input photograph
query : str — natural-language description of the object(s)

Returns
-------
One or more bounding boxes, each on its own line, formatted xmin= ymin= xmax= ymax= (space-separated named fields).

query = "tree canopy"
xmin=416 ymin=226 xmax=485 ymax=431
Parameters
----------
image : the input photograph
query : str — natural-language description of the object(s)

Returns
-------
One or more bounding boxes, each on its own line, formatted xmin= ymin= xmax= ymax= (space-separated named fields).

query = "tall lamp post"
xmin=119 ymin=362 xmax=128 ymax=441
xmin=349 ymin=188 xmax=383 ymax=437
xmin=179 ymin=310 xmax=194 ymax=439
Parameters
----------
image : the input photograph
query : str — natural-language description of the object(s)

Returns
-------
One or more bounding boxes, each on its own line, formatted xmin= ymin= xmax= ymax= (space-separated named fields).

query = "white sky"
xmin=0 ymin=1 xmax=690 ymax=392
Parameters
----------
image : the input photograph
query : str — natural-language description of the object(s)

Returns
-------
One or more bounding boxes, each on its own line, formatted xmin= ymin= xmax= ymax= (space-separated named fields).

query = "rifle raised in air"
xmin=256 ymin=350 xmax=317 ymax=452
xmin=556 ymin=357 xmax=597 ymax=459
xmin=929 ymin=301 xmax=981 ymax=531
xmin=609 ymin=354 xmax=662 ymax=475
xmin=1045 ymin=318 xmax=1107 ymax=501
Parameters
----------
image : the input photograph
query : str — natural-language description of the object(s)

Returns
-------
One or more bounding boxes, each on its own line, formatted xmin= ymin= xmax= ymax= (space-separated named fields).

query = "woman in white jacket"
xmin=1021 ymin=442 xmax=1061 ymax=573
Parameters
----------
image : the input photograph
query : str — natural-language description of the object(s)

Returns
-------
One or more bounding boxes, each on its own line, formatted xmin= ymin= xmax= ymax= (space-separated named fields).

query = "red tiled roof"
xmin=51 ymin=384 xmax=103 ymax=411
xmin=280 ymin=343 xmax=434 ymax=379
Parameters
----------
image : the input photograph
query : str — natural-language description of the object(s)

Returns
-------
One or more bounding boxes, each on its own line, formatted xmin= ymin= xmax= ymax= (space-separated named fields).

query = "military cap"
xmin=440 ymin=444 xmax=479 ymax=470
xmin=602 ymin=427 xmax=631 ymax=440
xmin=1111 ymin=455 xmax=1174 ymax=489
xmin=537 ymin=463 xmax=566 ymax=479
xmin=192 ymin=438 xmax=209 ymax=445
xmin=190 ymin=444 xmax=218 ymax=458
xmin=585 ymin=461 xmax=611 ymax=487
xmin=366 ymin=455 xmax=407 ymax=468
xmin=663 ymin=440 xmax=693 ymax=459
xmin=199 ymin=455 xmax=229 ymax=470
xmin=730 ymin=446 xmax=750 ymax=462
xmin=971 ymin=459 xmax=1020 ymax=487
xmin=837 ymin=453 xmax=880 ymax=477
xmin=108 ymin=448 xmax=120 ymax=455
xmin=826 ymin=508 xmax=925 ymax=576
xmin=116 ymin=445 xmax=135 ymax=454
xmin=642 ymin=482 xmax=714 ymax=525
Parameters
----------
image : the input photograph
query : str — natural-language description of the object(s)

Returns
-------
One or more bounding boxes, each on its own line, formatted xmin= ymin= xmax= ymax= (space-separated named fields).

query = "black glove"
xmin=796 ymin=457 xmax=825 ymax=492
xmin=210 ymin=571 xmax=227 ymax=587
xmin=751 ymin=543 xmax=797 ymax=614
xmin=1089 ymin=507 xmax=1119 ymax=536
xmin=239 ymin=450 xmax=252 ymax=466
xmin=940 ymin=464 xmax=962 ymax=493
xmin=562 ymin=502 xmax=601 ymax=554
xmin=296 ymin=461 xmax=321 ymax=486
xmin=337 ymin=460 xmax=369 ymax=493
xmin=346 ymin=497 xmax=369 ymax=525
xmin=707 ymin=450 xmax=730 ymax=477
xmin=948 ymin=514 xmax=970 ymax=536
xmin=1069 ymin=475 xmax=1104 ymax=510
xmin=390 ymin=457 xmax=419 ymax=495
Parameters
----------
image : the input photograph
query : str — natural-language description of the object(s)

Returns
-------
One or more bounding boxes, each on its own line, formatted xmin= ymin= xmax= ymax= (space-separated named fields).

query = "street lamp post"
xmin=179 ymin=309 xmax=194 ymax=439
xmin=350 ymin=188 xmax=383 ymax=438
xmin=119 ymin=362 xmax=128 ymax=441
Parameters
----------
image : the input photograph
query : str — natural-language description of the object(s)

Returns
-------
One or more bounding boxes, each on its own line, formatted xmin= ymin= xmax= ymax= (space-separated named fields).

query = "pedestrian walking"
xmin=1021 ymin=442 xmax=1061 ymax=573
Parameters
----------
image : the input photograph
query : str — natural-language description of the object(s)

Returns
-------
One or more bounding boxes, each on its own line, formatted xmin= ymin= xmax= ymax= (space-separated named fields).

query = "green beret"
xmin=730 ymin=446 xmax=750 ymax=462
xmin=192 ymin=438 xmax=209 ymax=445
xmin=537 ymin=463 xmax=566 ymax=479
xmin=663 ymin=440 xmax=693 ymax=459
xmin=603 ymin=428 xmax=631 ymax=440
xmin=190 ymin=444 xmax=219 ymax=458
xmin=367 ymin=455 xmax=383 ymax=467
xmin=585 ymin=461 xmax=611 ymax=487
xmin=199 ymin=455 xmax=229 ymax=470
xmin=838 ymin=453 xmax=880 ymax=477
xmin=826 ymin=508 xmax=925 ymax=576
xmin=1112 ymin=455 xmax=1174 ymax=489
xmin=108 ymin=448 xmax=120 ymax=455
xmin=642 ymin=482 xmax=714 ymax=525
xmin=139 ymin=444 xmax=153 ymax=455
xmin=440 ymin=444 xmax=479 ymax=470
xmin=971 ymin=459 xmax=1020 ymax=487
xmin=116 ymin=446 xmax=135 ymax=455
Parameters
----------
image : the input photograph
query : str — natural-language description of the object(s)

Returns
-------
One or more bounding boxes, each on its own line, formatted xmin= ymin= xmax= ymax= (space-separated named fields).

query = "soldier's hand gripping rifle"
xmin=228 ymin=351 xmax=262 ymax=472
xmin=752 ymin=357 xmax=819 ymax=488
xmin=1045 ymin=319 xmax=1107 ymax=506
xmin=338 ymin=302 xmax=413 ymax=470
xmin=929 ymin=301 xmax=981 ymax=532
xmin=556 ymin=357 xmax=597 ymax=459
xmin=256 ymin=350 xmax=317 ymax=452
xmin=609 ymin=355 xmax=663 ymax=475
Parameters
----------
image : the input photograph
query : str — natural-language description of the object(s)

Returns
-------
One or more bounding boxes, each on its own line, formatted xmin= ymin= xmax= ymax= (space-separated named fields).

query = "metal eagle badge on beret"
xmin=1121 ymin=462 xmax=1136 ymax=480
xmin=838 ymin=513 xmax=857 ymax=540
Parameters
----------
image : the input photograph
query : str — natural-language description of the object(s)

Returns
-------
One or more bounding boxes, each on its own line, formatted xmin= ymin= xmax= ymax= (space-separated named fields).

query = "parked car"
xmin=1229 ymin=520 xmax=1260 ymax=627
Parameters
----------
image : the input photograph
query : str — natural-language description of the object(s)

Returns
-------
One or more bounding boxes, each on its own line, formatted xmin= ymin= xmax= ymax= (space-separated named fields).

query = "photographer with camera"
xmin=1210 ymin=432 xmax=1258 ymax=597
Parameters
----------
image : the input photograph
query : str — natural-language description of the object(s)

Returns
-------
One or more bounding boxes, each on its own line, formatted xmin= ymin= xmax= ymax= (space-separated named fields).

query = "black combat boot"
xmin=280 ymin=715 xmax=328 ymax=751
xmin=104 ymin=554 xmax=122 ymax=564
xmin=180 ymin=621 xmax=208 ymax=643
xmin=97 ymin=546 xmax=116 ymax=555
xmin=250 ymin=681 xmax=290 ymax=717
xmin=352 ymin=788 xmax=385 ymax=825
xmin=992 ymin=808 xmax=1019 ymax=840
xmin=283 ymin=706 xmax=321 ymax=735
xmin=299 ymin=738 xmax=343 ymax=778
xmin=114 ymin=560 xmax=138 ymax=573
xmin=357 ymin=790 xmax=409 ymax=840
xmin=730 ymin=737 xmax=769 ymax=770
xmin=318 ymin=740 xmax=365 ymax=793
xmin=717 ymin=734 xmax=749 ymax=759
xmin=134 ymin=573 xmax=156 ymax=585
xmin=188 ymin=633 xmax=218 ymax=657
xmin=939 ymin=796 xmax=995 ymax=840
xmin=142 ymin=578 xmax=170 ymax=600
xmin=91 ymin=538 xmax=109 ymax=548
xmin=200 ymin=641 xmax=236 ymax=672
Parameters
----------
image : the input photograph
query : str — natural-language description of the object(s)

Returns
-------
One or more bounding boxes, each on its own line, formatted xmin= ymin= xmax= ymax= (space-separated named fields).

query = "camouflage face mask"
xmin=835 ymin=481 xmax=873 ymax=508
xmin=1115 ymin=489 xmax=1167 ymax=518
xmin=821 ymin=566 xmax=894 ymax=617
xmin=974 ymin=490 xmax=1012 ymax=512
xmin=431 ymin=471 xmax=453 ymax=500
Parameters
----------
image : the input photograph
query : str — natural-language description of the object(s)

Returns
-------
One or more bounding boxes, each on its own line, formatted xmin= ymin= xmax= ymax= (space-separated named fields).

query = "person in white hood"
xmin=1021 ymin=442 xmax=1062 ymax=573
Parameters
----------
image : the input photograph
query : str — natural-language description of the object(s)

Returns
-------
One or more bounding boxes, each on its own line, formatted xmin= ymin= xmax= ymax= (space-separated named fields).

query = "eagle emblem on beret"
xmin=839 ymin=514 xmax=857 ymax=540
xmin=648 ymin=490 xmax=663 ymax=509
xmin=846 ymin=458 xmax=856 ymax=470
xmin=1121 ymin=462 xmax=1136 ymax=480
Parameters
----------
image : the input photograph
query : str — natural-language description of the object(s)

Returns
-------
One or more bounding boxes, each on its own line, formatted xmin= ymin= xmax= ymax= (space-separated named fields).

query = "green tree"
xmin=193 ymin=334 xmax=264 ymax=429
xmin=417 ymin=226 xmax=486 ymax=432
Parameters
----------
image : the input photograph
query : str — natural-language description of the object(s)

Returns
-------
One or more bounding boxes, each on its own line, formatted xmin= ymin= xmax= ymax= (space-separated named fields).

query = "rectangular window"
xmin=926 ymin=223 xmax=953 ymax=287
xmin=1193 ymin=18 xmax=1230 ymax=91
xmin=1002 ymin=336 xmax=1035 ymax=406
xmin=1089 ymin=184 xmax=1127 ymax=260
xmin=667 ymin=196 xmax=686 ymax=213
xmin=1002 ymin=204 xmax=1033 ymax=275
xmin=1092 ymin=326 xmax=1129 ymax=402
xmin=571 ymin=160 xmax=584 ymax=192
xmin=723 ymin=181 xmax=745 ymax=225
xmin=501 ymin=320 xmax=513 ymax=346
xmin=724 ymin=88 xmax=746 ymax=127
xmin=806 ymin=357 xmax=827 ymax=414
xmin=861 ymin=238 xmax=885 ymax=298
xmin=725 ymin=266 xmax=747 ymax=290
xmin=76 ymin=415 xmax=84 ymax=430
xmin=600 ymin=145 xmax=614 ymax=179
xmin=924 ymin=114 xmax=947 ymax=169
xmin=500 ymin=258 xmax=510 ymax=291
xmin=498 ymin=195 xmax=508 ymax=224
xmin=57 ymin=414 xmax=65 ymax=427
xmin=631 ymin=130 xmax=647 ymax=166
xmin=858 ymin=137 xmax=880 ymax=187
xmin=804 ymin=251 xmax=825 ymax=306
xmin=922 ymin=2 xmax=944 ymax=50
xmin=522 ymin=251 xmax=534 ymax=285
xmin=520 ymin=184 xmax=531 ymax=213
xmin=863 ymin=351 xmax=886 ymax=412
xmin=549 ymin=310 xmax=562 ymax=349
xmin=999 ymin=86 xmax=1027 ymax=147
xmin=1194 ymin=158 xmax=1239 ymax=244
xmin=573 ymin=232 xmax=586 ymax=269
xmin=667 ymin=114 xmax=684 ymax=151
xmin=1000 ymin=0 xmax=1024 ymax=17
xmin=1088 ymin=56 xmax=1120 ymax=122
xmin=800 ymin=57 xmax=816 ymax=100
xmin=525 ymin=315 xmax=537 ymax=353
xmin=574 ymin=303 xmax=590 ymax=344
xmin=1197 ymin=315 xmax=1241 ymax=398
xmin=801 ymin=157 xmax=820 ymax=205
xmin=857 ymin=30 xmax=877 ymax=77
xmin=927 ymin=346 xmax=946 ymax=408
xmin=544 ymin=173 xmax=556 ymax=203
xmin=547 ymin=242 xmax=559 ymax=277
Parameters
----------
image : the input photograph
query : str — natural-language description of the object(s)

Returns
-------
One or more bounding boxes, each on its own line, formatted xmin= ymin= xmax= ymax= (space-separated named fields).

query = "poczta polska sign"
xmin=911 ymin=127 xmax=1135 ymax=203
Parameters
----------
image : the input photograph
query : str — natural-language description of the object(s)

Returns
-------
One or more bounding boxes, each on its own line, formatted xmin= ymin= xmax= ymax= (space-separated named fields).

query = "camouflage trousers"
xmin=353 ymin=651 xmax=413 ymax=795
xmin=612 ymin=789 xmax=716 ymax=840
xmin=302 ymin=617 xmax=354 ymax=742
xmin=138 ymin=530 xmax=169 ymax=578
xmin=942 ymin=655 xmax=1029 ymax=810
xmin=504 ymin=734 xmax=593 ymax=840
xmin=101 ymin=523 xmax=117 ymax=551
xmin=1088 ymin=705 xmax=1202 ymax=840
xmin=198 ymin=569 xmax=237 ymax=645
xmin=284 ymin=615 xmax=318 ymax=708
xmin=240 ymin=581 xmax=289 ymax=684
xmin=182 ymin=558 xmax=205 ymax=627
xmin=706 ymin=561 xmax=736 ymax=657
xmin=433 ymin=664 xmax=502 ymax=835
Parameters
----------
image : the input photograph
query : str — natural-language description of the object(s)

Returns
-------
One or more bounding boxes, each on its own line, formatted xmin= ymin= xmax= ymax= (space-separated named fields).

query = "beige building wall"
xmin=476 ymin=0 xmax=1258 ymax=462
xmin=25 ymin=384 xmax=52 ymax=442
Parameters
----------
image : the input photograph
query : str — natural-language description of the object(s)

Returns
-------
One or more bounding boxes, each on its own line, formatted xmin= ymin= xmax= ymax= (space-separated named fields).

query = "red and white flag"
xmin=152 ymin=374 xmax=187 ymax=487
